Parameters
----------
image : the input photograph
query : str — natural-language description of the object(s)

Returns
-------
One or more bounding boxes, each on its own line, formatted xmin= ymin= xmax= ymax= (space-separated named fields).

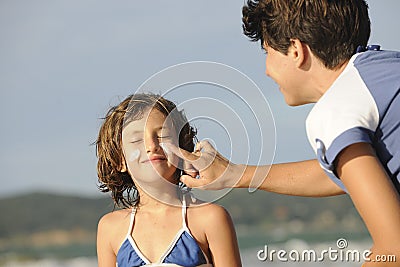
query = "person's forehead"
xmin=123 ymin=109 xmax=173 ymax=134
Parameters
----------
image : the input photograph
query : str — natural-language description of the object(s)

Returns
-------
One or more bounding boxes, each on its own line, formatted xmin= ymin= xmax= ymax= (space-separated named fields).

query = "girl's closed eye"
xmin=130 ymin=139 xmax=143 ymax=144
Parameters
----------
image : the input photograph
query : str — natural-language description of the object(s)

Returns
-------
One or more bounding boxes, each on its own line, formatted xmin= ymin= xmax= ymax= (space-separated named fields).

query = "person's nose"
xmin=145 ymin=135 xmax=161 ymax=153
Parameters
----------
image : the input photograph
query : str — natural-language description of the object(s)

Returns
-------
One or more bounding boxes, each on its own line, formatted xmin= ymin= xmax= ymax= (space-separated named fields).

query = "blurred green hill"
xmin=0 ymin=190 xmax=369 ymax=261
xmin=0 ymin=193 xmax=113 ymax=238
xmin=0 ymin=192 xmax=113 ymax=262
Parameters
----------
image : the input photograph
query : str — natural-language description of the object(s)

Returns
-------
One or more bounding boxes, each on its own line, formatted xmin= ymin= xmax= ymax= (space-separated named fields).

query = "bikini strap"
xmin=181 ymin=195 xmax=188 ymax=229
xmin=127 ymin=207 xmax=136 ymax=235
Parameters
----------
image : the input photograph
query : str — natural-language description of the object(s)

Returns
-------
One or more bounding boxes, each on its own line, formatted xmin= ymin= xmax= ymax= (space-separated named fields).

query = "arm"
xmin=205 ymin=205 xmax=242 ymax=267
xmin=164 ymin=141 xmax=344 ymax=196
xmin=97 ymin=215 xmax=117 ymax=267
xmin=237 ymin=159 xmax=344 ymax=196
xmin=336 ymin=143 xmax=400 ymax=267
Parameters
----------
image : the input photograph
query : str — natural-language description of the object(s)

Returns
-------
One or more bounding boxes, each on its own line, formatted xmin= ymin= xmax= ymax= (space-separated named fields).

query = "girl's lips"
xmin=141 ymin=155 xmax=167 ymax=163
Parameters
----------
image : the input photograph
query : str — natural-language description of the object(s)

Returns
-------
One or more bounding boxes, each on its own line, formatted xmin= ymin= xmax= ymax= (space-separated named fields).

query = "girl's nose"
xmin=145 ymin=136 xmax=161 ymax=153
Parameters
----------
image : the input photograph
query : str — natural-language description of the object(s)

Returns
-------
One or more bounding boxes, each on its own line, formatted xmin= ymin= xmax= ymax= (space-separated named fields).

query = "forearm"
xmin=364 ymin=247 xmax=400 ymax=267
xmin=172 ymin=142 xmax=344 ymax=195
xmin=337 ymin=143 xmax=400 ymax=266
xmin=235 ymin=159 xmax=345 ymax=197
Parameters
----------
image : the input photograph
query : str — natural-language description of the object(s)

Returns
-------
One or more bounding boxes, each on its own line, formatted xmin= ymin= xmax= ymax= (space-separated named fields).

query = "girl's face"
xmin=121 ymin=108 xmax=180 ymax=186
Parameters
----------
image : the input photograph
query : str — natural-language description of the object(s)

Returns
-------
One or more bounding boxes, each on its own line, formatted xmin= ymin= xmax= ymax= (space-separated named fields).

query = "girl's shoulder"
xmin=187 ymin=200 xmax=231 ymax=225
xmin=98 ymin=208 xmax=133 ymax=229
xmin=97 ymin=208 xmax=133 ymax=255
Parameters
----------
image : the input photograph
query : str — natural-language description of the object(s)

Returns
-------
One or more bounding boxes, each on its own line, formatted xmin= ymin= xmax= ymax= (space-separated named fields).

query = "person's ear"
xmin=289 ymin=38 xmax=308 ymax=68
xmin=119 ymin=157 xmax=127 ymax=172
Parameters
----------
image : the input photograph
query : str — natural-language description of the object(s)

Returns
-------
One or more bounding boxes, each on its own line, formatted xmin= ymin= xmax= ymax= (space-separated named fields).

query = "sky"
xmin=0 ymin=0 xmax=399 ymax=197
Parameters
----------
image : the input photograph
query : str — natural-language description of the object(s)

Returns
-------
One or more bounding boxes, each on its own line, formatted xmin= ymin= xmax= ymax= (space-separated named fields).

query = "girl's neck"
xmin=136 ymin=182 xmax=182 ymax=209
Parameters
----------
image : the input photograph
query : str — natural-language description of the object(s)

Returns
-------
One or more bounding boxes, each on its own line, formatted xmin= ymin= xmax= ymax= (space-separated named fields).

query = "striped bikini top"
xmin=116 ymin=197 xmax=213 ymax=267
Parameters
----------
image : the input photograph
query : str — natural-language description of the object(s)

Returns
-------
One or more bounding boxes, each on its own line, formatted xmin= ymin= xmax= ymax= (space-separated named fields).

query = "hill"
xmin=0 ymin=192 xmax=113 ymax=239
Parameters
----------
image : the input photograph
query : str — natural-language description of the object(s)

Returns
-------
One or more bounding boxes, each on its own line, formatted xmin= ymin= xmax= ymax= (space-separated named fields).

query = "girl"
xmin=96 ymin=93 xmax=241 ymax=267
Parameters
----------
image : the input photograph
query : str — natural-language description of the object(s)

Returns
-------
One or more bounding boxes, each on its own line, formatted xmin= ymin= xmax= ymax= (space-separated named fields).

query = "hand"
xmin=161 ymin=141 xmax=243 ymax=190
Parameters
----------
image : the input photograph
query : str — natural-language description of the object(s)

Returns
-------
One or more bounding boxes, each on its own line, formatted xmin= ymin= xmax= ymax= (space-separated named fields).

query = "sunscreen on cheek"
xmin=128 ymin=149 xmax=141 ymax=162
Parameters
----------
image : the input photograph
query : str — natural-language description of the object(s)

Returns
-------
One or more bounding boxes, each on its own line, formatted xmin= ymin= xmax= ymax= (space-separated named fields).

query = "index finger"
xmin=161 ymin=142 xmax=216 ymax=172
xmin=160 ymin=142 xmax=199 ymax=162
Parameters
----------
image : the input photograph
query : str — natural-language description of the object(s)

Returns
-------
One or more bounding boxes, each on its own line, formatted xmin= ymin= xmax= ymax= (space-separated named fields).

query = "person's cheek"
xmin=160 ymin=143 xmax=179 ymax=169
xmin=128 ymin=149 xmax=140 ymax=162
xmin=125 ymin=148 xmax=141 ymax=177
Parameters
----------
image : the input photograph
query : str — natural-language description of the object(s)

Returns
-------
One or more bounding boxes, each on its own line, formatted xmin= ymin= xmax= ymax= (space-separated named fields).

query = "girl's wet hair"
xmin=96 ymin=93 xmax=197 ymax=208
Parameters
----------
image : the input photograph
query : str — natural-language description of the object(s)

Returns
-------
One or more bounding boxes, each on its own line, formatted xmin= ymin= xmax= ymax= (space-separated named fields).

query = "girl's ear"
xmin=119 ymin=157 xmax=127 ymax=172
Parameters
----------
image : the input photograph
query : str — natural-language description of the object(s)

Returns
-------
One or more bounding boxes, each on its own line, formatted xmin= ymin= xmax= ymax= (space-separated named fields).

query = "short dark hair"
xmin=96 ymin=93 xmax=197 ymax=208
xmin=242 ymin=0 xmax=371 ymax=69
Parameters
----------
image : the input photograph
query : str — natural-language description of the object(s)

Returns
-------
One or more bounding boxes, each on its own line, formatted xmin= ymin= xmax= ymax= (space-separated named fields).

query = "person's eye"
xmin=130 ymin=139 xmax=143 ymax=144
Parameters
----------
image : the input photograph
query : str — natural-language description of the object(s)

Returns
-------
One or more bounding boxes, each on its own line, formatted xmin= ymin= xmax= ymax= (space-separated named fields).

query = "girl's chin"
xmin=132 ymin=170 xmax=178 ymax=184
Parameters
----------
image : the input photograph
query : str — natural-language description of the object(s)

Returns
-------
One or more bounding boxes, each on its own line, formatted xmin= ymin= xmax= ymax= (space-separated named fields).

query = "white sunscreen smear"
xmin=128 ymin=149 xmax=140 ymax=162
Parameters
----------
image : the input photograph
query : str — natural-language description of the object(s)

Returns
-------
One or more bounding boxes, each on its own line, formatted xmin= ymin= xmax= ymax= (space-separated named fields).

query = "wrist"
xmin=235 ymin=165 xmax=272 ymax=190
xmin=230 ymin=164 xmax=251 ymax=188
